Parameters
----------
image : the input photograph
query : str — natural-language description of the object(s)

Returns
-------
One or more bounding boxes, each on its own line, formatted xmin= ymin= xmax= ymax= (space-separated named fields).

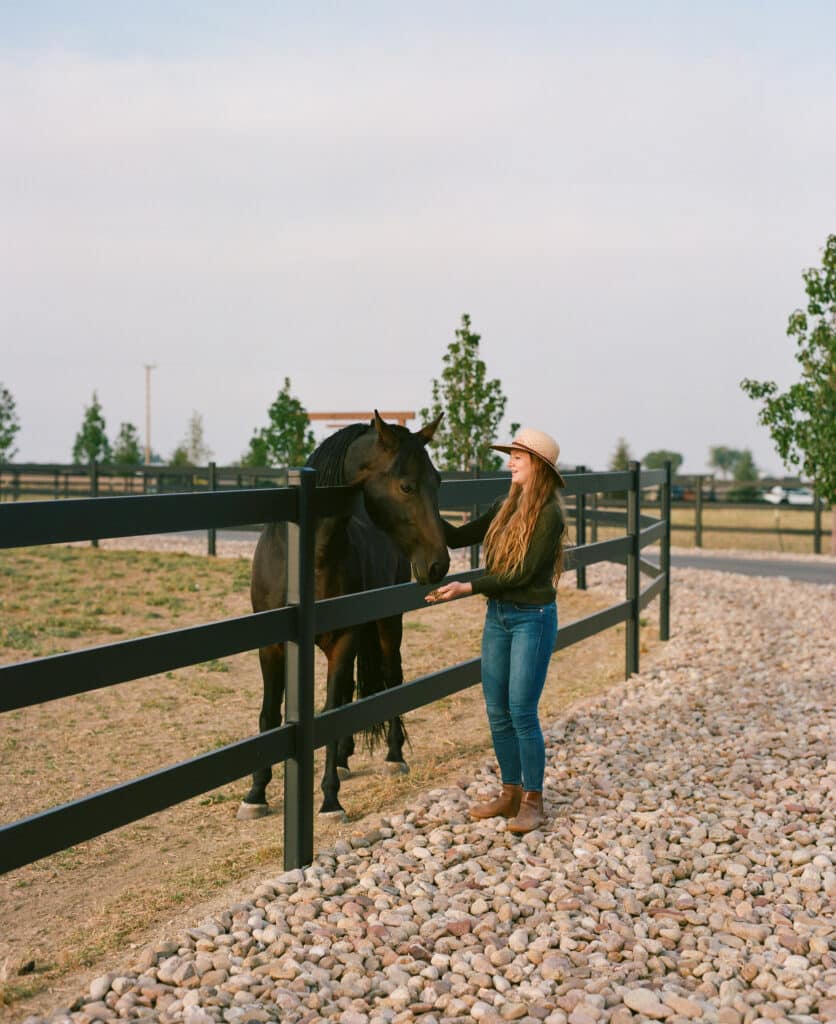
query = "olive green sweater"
xmin=443 ymin=497 xmax=563 ymax=605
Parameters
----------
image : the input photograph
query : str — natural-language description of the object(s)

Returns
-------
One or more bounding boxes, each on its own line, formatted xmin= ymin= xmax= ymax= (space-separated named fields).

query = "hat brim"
xmin=491 ymin=442 xmax=566 ymax=488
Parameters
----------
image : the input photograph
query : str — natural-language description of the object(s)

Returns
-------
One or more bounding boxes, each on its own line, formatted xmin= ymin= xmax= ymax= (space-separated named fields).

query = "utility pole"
xmin=144 ymin=364 xmax=156 ymax=465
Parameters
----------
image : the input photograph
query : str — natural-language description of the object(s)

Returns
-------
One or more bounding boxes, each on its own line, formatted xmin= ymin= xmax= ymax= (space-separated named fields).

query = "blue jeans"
xmin=480 ymin=599 xmax=557 ymax=792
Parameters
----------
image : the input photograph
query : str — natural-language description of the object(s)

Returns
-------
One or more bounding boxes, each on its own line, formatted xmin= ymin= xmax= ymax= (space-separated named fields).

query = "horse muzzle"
xmin=413 ymin=554 xmax=450 ymax=585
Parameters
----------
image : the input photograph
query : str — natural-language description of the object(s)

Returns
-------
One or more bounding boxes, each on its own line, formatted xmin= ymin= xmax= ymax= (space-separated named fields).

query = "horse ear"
xmin=373 ymin=410 xmax=398 ymax=450
xmin=417 ymin=413 xmax=443 ymax=445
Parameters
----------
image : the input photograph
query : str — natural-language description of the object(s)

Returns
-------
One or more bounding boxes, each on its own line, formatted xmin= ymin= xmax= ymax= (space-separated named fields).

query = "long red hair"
xmin=483 ymin=458 xmax=566 ymax=582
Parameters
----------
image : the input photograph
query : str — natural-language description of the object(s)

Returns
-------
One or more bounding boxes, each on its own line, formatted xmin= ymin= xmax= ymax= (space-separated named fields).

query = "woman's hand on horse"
xmin=425 ymin=581 xmax=473 ymax=603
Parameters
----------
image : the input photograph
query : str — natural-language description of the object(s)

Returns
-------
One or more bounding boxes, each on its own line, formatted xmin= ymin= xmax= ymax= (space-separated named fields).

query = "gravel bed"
xmin=24 ymin=564 xmax=835 ymax=1024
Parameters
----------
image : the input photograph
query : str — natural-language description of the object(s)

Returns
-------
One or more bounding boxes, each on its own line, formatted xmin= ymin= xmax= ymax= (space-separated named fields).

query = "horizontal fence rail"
xmin=4 ymin=461 xmax=826 ymax=552
xmin=0 ymin=461 xmax=671 ymax=874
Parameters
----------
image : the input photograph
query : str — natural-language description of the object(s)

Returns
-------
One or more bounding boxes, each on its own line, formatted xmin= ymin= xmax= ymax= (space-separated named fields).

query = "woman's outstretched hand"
xmin=425 ymin=581 xmax=473 ymax=603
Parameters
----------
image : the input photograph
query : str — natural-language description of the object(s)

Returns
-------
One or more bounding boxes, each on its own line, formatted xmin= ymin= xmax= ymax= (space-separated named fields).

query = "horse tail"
xmin=355 ymin=621 xmax=389 ymax=748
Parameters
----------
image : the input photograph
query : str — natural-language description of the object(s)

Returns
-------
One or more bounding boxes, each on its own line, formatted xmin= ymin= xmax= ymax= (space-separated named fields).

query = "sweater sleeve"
xmin=441 ymin=501 xmax=501 ymax=549
xmin=471 ymin=502 xmax=563 ymax=597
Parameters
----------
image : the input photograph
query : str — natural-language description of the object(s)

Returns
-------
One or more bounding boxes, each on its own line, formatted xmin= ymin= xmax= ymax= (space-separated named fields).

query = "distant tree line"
xmin=608 ymin=439 xmax=761 ymax=500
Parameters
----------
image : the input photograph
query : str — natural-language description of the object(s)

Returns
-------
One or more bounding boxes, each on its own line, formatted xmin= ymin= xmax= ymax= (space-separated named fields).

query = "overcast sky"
xmin=2 ymin=2 xmax=834 ymax=475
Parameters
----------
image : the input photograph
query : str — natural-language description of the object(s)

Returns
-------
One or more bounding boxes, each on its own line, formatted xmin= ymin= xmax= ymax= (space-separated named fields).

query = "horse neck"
xmin=310 ymin=429 xmax=381 ymax=547
xmin=313 ymin=482 xmax=365 ymax=560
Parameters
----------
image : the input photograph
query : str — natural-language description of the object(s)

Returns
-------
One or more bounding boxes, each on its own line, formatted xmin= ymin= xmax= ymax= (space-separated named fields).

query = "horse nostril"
xmin=429 ymin=561 xmax=446 ymax=583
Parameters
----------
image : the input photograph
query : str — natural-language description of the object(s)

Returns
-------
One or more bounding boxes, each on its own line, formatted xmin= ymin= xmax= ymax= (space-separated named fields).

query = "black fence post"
xmin=12 ymin=468 xmax=20 ymax=503
xmin=660 ymin=460 xmax=671 ymax=641
xmin=90 ymin=461 xmax=99 ymax=548
xmin=576 ymin=466 xmax=587 ymax=591
xmin=590 ymin=490 xmax=598 ymax=544
xmin=207 ymin=462 xmax=217 ymax=557
xmin=813 ymin=483 xmax=822 ymax=554
xmin=284 ymin=467 xmax=317 ymax=870
xmin=470 ymin=463 xmax=481 ymax=571
xmin=694 ymin=475 xmax=703 ymax=548
xmin=626 ymin=461 xmax=640 ymax=678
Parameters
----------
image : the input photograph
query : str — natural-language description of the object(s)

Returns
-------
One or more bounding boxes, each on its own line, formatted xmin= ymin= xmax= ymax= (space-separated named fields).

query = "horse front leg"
xmin=336 ymin=733 xmax=355 ymax=780
xmin=238 ymin=642 xmax=285 ymax=819
xmin=379 ymin=616 xmax=409 ymax=775
xmin=320 ymin=631 xmax=356 ymax=819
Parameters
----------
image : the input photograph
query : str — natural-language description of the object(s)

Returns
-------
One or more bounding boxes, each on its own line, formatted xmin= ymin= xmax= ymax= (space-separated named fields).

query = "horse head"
xmin=344 ymin=411 xmax=450 ymax=585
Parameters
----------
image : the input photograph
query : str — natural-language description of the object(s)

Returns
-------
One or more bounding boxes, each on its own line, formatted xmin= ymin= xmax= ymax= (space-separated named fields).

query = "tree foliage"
xmin=733 ymin=448 xmax=758 ymax=483
xmin=243 ymin=378 xmax=315 ymax=468
xmin=708 ymin=445 xmax=743 ymax=480
xmin=608 ymin=437 xmax=633 ymax=471
xmin=0 ymin=381 xmax=21 ymax=462
xmin=171 ymin=411 xmax=212 ymax=467
xmin=643 ymin=449 xmax=683 ymax=475
xmin=419 ymin=314 xmax=511 ymax=471
xmin=241 ymin=434 xmax=270 ymax=468
xmin=73 ymin=391 xmax=112 ymax=465
xmin=741 ymin=234 xmax=836 ymax=501
xmin=728 ymin=448 xmax=760 ymax=501
xmin=112 ymin=422 xmax=142 ymax=465
xmin=169 ymin=445 xmax=191 ymax=468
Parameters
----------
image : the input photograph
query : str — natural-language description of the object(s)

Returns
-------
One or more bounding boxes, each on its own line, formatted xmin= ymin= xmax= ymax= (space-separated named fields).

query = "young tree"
xmin=169 ymin=445 xmax=191 ymax=468
xmin=419 ymin=314 xmax=512 ymax=471
xmin=0 ymin=381 xmax=21 ymax=462
xmin=240 ymin=434 xmax=269 ymax=468
xmin=608 ymin=437 xmax=633 ymax=471
xmin=73 ymin=391 xmax=112 ymax=465
xmin=171 ymin=411 xmax=212 ymax=466
xmin=244 ymin=378 xmax=315 ymax=468
xmin=708 ymin=445 xmax=743 ymax=480
xmin=733 ymin=449 xmax=758 ymax=482
xmin=741 ymin=234 xmax=835 ymax=547
xmin=643 ymin=449 xmax=683 ymax=475
xmin=728 ymin=449 xmax=760 ymax=502
xmin=112 ymin=422 xmax=142 ymax=465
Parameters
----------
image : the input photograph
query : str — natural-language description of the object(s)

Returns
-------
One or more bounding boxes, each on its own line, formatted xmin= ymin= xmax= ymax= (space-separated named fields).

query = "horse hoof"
xmin=337 ymin=766 xmax=352 ymax=780
xmin=237 ymin=801 xmax=269 ymax=820
xmin=383 ymin=761 xmax=409 ymax=776
xmin=319 ymin=809 xmax=348 ymax=822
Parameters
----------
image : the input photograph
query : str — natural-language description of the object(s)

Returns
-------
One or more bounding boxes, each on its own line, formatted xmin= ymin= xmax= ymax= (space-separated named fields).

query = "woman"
xmin=426 ymin=428 xmax=566 ymax=834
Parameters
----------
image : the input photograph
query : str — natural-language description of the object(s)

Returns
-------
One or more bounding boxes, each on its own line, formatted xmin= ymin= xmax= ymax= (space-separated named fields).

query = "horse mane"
xmin=305 ymin=419 xmax=440 ymax=487
xmin=305 ymin=422 xmax=371 ymax=486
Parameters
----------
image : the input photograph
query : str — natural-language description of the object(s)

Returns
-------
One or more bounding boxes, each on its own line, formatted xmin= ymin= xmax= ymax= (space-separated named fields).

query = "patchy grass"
xmin=0 ymin=544 xmax=658 ymax=1021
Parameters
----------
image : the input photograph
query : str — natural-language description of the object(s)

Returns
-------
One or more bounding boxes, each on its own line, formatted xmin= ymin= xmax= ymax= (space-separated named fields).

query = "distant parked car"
xmin=787 ymin=487 xmax=816 ymax=506
xmin=762 ymin=485 xmax=818 ymax=506
xmin=763 ymin=485 xmax=788 ymax=504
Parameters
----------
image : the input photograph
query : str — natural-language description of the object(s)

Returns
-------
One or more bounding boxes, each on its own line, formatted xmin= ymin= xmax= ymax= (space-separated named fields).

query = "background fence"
xmin=0 ymin=463 xmax=670 ymax=875
xmin=0 ymin=462 xmax=828 ymax=553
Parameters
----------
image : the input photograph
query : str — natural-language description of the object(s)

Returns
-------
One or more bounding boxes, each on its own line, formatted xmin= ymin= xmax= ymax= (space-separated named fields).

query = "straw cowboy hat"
xmin=491 ymin=427 xmax=566 ymax=487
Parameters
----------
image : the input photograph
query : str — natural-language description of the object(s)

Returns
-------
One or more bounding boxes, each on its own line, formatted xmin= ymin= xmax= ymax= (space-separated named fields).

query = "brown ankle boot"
xmin=470 ymin=783 xmax=522 ymax=820
xmin=508 ymin=791 xmax=545 ymax=834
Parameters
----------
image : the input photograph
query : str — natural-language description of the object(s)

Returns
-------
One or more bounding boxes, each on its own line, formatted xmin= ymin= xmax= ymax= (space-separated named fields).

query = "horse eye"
xmin=400 ymin=482 xmax=414 ymax=495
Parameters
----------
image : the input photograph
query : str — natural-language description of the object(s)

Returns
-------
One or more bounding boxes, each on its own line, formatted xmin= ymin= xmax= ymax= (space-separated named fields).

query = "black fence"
xmin=0 ymin=461 xmax=286 ymax=500
xmin=0 ymin=463 xmax=671 ymax=875
xmin=2 ymin=462 xmax=827 ymax=553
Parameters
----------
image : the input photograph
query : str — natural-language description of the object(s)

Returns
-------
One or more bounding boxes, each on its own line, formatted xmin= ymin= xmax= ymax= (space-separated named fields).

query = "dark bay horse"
xmin=238 ymin=412 xmax=450 ymax=820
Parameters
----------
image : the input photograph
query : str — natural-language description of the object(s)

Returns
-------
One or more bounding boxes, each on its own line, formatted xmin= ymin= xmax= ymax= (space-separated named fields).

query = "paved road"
xmin=648 ymin=552 xmax=836 ymax=586
xmin=193 ymin=530 xmax=836 ymax=587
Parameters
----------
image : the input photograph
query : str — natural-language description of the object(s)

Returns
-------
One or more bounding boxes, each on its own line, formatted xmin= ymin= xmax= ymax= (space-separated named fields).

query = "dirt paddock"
xmin=0 ymin=540 xmax=656 ymax=1020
